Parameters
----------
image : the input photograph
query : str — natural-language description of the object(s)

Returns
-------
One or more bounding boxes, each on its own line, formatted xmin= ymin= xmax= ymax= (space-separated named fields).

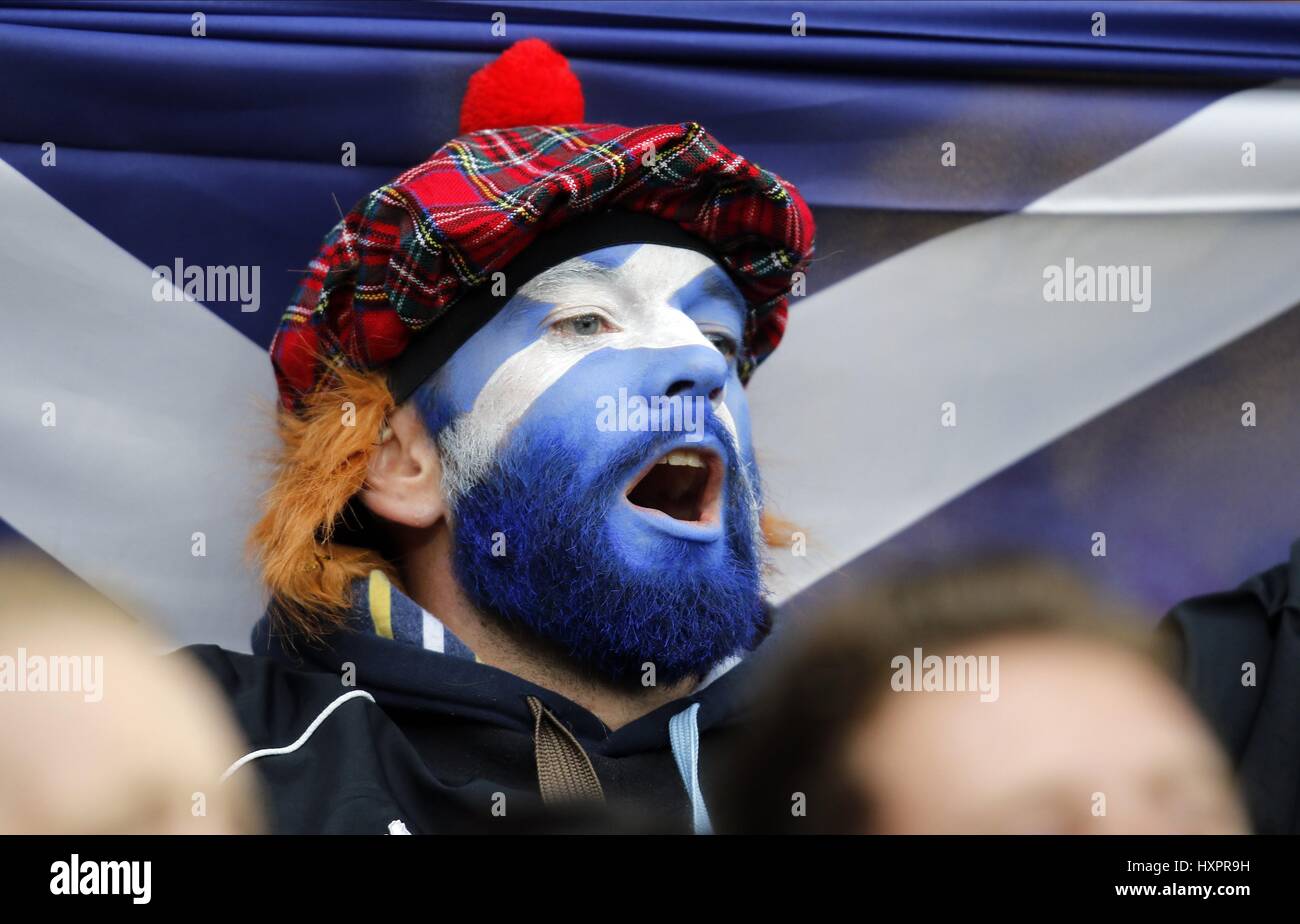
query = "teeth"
xmin=659 ymin=450 xmax=705 ymax=468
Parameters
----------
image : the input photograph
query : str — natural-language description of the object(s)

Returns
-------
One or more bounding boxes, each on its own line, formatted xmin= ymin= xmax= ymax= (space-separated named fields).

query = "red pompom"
xmin=459 ymin=38 xmax=585 ymax=134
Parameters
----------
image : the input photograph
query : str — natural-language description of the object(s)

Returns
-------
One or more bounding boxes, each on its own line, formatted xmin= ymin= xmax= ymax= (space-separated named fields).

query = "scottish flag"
xmin=1 ymin=1 xmax=1298 ymax=649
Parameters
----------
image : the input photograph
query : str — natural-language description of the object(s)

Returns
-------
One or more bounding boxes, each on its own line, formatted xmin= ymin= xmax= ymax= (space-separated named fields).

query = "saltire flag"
xmin=1 ymin=1 xmax=1298 ymax=650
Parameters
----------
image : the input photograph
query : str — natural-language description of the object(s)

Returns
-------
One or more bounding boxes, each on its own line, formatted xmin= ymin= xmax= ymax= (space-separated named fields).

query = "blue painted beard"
xmin=436 ymin=415 xmax=768 ymax=687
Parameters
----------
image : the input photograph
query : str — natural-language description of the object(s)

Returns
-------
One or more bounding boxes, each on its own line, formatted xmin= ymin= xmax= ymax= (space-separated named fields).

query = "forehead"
xmin=519 ymin=243 xmax=745 ymax=323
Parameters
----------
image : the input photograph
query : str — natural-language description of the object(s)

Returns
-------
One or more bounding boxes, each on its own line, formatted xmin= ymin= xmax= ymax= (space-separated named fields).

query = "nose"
xmin=647 ymin=343 xmax=729 ymax=412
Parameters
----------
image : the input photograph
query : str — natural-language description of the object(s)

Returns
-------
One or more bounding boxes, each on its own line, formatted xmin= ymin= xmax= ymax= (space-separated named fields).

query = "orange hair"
xmin=248 ymin=366 xmax=399 ymax=641
xmin=759 ymin=511 xmax=800 ymax=559
xmin=249 ymin=365 xmax=798 ymax=638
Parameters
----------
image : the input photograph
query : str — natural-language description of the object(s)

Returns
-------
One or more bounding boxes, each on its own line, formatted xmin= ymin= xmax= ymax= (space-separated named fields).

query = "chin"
xmin=443 ymin=418 xmax=768 ymax=684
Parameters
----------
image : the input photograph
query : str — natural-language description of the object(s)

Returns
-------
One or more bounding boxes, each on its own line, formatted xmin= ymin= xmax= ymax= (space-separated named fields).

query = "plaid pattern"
xmin=272 ymin=121 xmax=815 ymax=408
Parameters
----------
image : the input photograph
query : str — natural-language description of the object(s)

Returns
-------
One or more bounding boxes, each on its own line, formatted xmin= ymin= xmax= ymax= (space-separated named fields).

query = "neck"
xmin=398 ymin=525 xmax=696 ymax=731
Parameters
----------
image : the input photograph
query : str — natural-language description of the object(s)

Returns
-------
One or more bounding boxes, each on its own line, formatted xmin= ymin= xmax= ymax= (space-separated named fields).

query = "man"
xmin=182 ymin=38 xmax=814 ymax=833
xmin=715 ymin=558 xmax=1249 ymax=835
xmin=181 ymin=38 xmax=1295 ymax=837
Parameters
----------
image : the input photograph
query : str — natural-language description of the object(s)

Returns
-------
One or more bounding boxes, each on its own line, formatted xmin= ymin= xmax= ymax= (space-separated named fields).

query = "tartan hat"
xmin=271 ymin=38 xmax=815 ymax=411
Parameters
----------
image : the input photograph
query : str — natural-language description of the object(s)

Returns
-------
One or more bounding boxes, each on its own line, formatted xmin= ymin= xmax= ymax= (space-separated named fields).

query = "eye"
xmin=552 ymin=312 xmax=612 ymax=338
xmin=703 ymin=330 xmax=739 ymax=361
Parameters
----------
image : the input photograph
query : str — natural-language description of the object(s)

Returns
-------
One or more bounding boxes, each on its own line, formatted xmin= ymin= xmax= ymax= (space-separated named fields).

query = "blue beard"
xmin=439 ymin=417 xmax=767 ymax=687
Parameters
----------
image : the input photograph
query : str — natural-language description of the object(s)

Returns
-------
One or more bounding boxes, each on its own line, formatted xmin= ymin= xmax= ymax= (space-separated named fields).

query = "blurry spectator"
xmin=716 ymin=557 xmax=1247 ymax=835
xmin=0 ymin=555 xmax=261 ymax=833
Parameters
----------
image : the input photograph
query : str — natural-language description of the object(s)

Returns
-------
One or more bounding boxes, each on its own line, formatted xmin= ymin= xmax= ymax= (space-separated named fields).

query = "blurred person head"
xmin=717 ymin=557 xmax=1247 ymax=834
xmin=0 ymin=554 xmax=261 ymax=834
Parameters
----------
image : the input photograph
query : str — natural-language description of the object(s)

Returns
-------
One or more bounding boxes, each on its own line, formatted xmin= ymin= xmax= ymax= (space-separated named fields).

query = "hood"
xmin=250 ymin=570 xmax=771 ymax=759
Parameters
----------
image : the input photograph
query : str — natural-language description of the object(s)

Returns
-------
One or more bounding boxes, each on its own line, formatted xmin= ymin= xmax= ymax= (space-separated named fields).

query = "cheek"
xmin=503 ymin=348 xmax=660 ymax=479
xmin=425 ymin=295 xmax=555 ymax=426
xmin=722 ymin=368 xmax=756 ymax=470
xmin=442 ymin=336 xmax=753 ymax=502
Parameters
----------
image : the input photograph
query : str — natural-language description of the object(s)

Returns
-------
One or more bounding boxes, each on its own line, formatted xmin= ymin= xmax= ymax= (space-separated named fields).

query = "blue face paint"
xmin=415 ymin=243 xmax=765 ymax=678
xmin=572 ymin=242 xmax=643 ymax=271
xmin=445 ymin=414 xmax=766 ymax=685
xmin=419 ymin=243 xmax=751 ymax=443
xmin=668 ymin=257 xmax=756 ymax=474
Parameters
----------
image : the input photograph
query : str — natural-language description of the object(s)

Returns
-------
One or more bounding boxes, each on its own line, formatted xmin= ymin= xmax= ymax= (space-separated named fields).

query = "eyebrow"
xmin=515 ymin=253 xmax=746 ymax=318
xmin=696 ymin=270 xmax=745 ymax=312
xmin=515 ymin=260 xmax=618 ymax=306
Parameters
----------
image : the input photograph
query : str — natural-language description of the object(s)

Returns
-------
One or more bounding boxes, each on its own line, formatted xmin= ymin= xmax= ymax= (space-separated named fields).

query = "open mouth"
xmin=624 ymin=447 xmax=724 ymax=528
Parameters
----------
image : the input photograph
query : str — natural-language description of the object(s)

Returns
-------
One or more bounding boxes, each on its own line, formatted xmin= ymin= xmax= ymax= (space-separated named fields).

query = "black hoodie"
xmin=1162 ymin=538 xmax=1300 ymax=834
xmin=180 ymin=543 xmax=1300 ymax=835
xmin=179 ymin=583 xmax=762 ymax=834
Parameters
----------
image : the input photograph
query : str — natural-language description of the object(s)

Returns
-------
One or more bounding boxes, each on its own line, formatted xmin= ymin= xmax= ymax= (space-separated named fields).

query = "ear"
xmin=359 ymin=402 xmax=446 ymax=529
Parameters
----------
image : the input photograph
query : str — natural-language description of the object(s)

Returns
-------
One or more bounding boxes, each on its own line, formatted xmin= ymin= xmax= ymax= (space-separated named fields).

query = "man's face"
xmin=847 ymin=635 xmax=1248 ymax=834
xmin=416 ymin=243 xmax=767 ymax=685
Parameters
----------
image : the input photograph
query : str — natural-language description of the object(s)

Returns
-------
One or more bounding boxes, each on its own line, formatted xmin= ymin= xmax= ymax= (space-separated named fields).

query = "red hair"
xmin=248 ymin=367 xmax=399 ymax=641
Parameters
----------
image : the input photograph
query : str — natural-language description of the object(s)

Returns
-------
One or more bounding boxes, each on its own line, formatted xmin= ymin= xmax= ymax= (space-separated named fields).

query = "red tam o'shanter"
xmin=270 ymin=39 xmax=815 ymax=411
xmin=459 ymin=37 xmax=585 ymax=133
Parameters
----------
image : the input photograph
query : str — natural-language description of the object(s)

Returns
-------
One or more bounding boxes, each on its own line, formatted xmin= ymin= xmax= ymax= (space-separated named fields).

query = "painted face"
xmin=415 ymin=243 xmax=767 ymax=684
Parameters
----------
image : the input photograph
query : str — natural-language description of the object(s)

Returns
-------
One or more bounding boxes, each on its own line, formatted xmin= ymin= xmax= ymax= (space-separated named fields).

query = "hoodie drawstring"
xmin=525 ymin=695 xmax=606 ymax=805
xmin=523 ymin=695 xmax=713 ymax=834
xmin=669 ymin=703 xmax=713 ymax=834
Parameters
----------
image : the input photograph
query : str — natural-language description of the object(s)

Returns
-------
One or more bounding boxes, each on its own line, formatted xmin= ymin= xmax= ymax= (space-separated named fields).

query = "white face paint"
xmin=426 ymin=245 xmax=769 ymax=686
xmin=430 ymin=243 xmax=750 ymax=495
xmin=472 ymin=246 xmax=738 ymax=442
